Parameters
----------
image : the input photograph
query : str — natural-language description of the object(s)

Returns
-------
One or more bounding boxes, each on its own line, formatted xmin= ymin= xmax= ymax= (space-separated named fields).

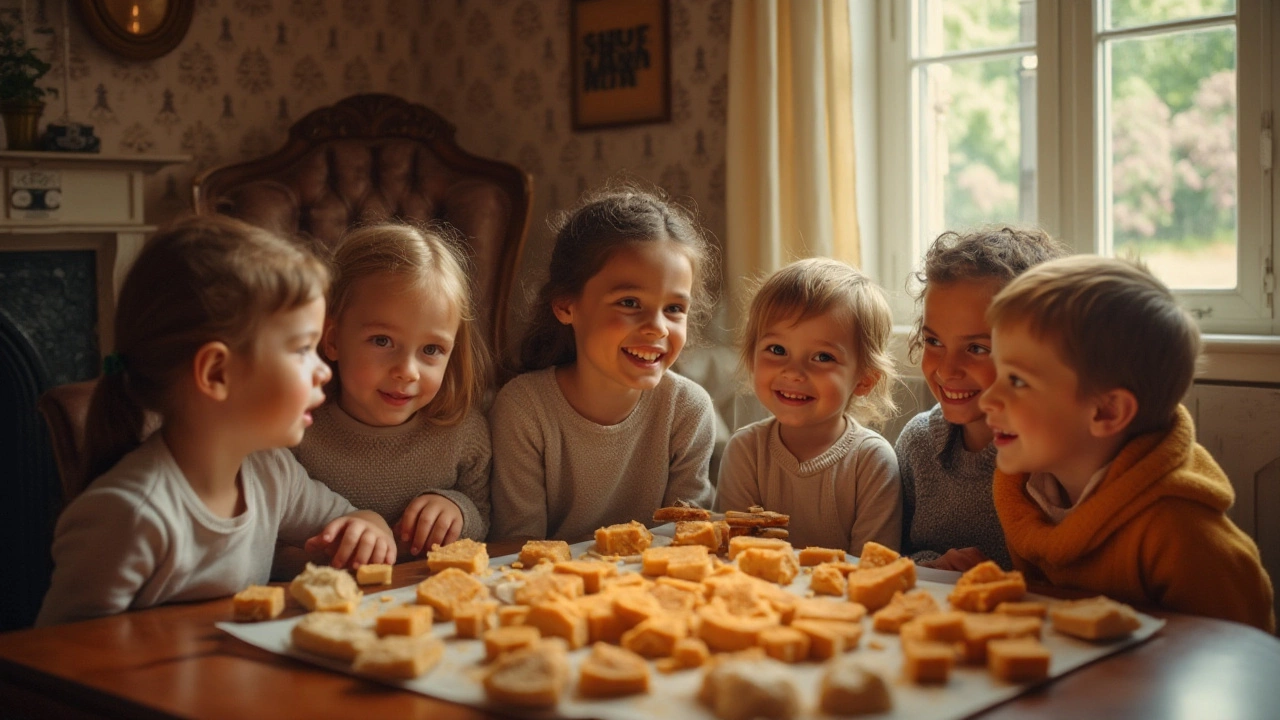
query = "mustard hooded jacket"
xmin=994 ymin=405 xmax=1275 ymax=632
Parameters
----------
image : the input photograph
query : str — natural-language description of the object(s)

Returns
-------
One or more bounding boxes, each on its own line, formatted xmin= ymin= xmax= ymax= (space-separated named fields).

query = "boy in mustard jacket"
xmin=979 ymin=256 xmax=1274 ymax=632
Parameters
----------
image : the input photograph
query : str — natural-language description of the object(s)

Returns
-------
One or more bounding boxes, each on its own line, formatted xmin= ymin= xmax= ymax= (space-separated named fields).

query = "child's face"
xmin=554 ymin=240 xmax=693 ymax=393
xmin=979 ymin=320 xmax=1102 ymax=479
xmin=751 ymin=311 xmax=873 ymax=435
xmin=920 ymin=279 xmax=1000 ymax=436
xmin=322 ymin=275 xmax=460 ymax=427
xmin=235 ymin=296 xmax=331 ymax=449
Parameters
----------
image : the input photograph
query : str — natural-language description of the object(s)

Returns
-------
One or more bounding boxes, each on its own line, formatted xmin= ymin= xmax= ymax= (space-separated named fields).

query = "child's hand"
xmin=921 ymin=547 xmax=989 ymax=572
xmin=395 ymin=494 xmax=464 ymax=556
xmin=304 ymin=511 xmax=396 ymax=568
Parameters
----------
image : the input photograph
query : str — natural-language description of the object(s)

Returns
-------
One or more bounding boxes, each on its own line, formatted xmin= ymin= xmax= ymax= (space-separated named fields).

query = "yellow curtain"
xmin=725 ymin=0 xmax=859 ymax=322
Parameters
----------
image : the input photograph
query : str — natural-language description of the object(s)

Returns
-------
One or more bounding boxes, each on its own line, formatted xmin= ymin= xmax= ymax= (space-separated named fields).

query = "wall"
xmin=18 ymin=0 xmax=433 ymax=224
xmin=20 ymin=0 xmax=731 ymax=342
xmin=414 ymin=0 xmax=732 ymax=342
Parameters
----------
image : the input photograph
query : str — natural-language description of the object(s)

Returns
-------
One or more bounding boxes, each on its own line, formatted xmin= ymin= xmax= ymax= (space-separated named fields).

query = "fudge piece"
xmin=426 ymin=538 xmax=489 ymax=575
xmin=233 ymin=585 xmax=284 ymax=621
xmin=1050 ymin=596 xmax=1142 ymax=641
xmin=291 ymin=612 xmax=376 ymax=661
xmin=987 ymin=636 xmax=1052 ymax=682
xmin=375 ymin=604 xmax=433 ymax=637
xmin=290 ymin=564 xmax=362 ymax=613
xmin=594 ymin=521 xmax=654 ymax=556
xmin=483 ymin=638 xmax=570 ymax=708
xmin=820 ymin=657 xmax=892 ymax=714
xmin=699 ymin=656 xmax=799 ymax=720
xmin=519 ymin=540 xmax=572 ymax=567
xmin=415 ymin=567 xmax=489 ymax=620
xmin=578 ymin=643 xmax=651 ymax=698
xmin=355 ymin=564 xmax=393 ymax=586
xmin=352 ymin=634 xmax=444 ymax=679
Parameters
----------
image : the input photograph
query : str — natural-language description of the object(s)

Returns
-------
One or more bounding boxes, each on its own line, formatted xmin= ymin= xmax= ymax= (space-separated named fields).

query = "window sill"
xmin=1199 ymin=335 xmax=1280 ymax=384
xmin=888 ymin=327 xmax=1280 ymax=386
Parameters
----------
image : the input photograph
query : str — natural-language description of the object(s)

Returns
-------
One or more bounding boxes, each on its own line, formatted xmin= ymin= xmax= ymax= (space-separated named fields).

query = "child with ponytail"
xmin=37 ymin=216 xmax=395 ymax=626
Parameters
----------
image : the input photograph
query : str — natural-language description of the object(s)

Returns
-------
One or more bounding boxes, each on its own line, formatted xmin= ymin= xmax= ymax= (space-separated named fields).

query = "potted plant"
xmin=0 ymin=19 xmax=55 ymax=150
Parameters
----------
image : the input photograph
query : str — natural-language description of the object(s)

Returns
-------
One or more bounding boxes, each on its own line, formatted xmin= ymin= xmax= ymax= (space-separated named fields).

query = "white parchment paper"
xmin=219 ymin=526 xmax=1163 ymax=719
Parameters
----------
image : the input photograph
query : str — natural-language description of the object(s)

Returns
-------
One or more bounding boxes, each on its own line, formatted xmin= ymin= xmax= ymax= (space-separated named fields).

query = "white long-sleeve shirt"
xmin=37 ymin=434 xmax=355 ymax=626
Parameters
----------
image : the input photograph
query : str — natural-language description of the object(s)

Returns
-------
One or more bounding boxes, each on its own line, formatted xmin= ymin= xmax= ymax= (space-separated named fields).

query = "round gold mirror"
xmin=76 ymin=0 xmax=194 ymax=61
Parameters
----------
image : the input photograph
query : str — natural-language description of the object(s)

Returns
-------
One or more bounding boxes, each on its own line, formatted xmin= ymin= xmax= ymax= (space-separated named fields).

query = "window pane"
xmin=918 ymin=55 xmax=1037 ymax=251
xmin=1104 ymin=26 xmax=1236 ymax=289
xmin=919 ymin=0 xmax=1032 ymax=56
xmin=1106 ymin=0 xmax=1235 ymax=31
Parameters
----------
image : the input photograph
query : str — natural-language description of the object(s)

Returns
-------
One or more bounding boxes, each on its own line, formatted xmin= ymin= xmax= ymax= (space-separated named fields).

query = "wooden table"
xmin=2 ymin=545 xmax=1278 ymax=720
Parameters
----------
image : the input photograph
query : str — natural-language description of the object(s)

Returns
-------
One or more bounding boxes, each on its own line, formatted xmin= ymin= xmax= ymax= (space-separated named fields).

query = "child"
xmin=293 ymin=223 xmax=491 ymax=558
xmin=716 ymin=258 xmax=901 ymax=554
xmin=980 ymin=256 xmax=1275 ymax=631
xmin=489 ymin=186 xmax=718 ymax=542
xmin=37 ymin=217 xmax=396 ymax=627
xmin=896 ymin=227 xmax=1067 ymax=571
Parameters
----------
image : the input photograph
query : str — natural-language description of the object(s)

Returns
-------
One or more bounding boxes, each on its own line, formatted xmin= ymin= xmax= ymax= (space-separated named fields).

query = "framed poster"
xmin=570 ymin=0 xmax=671 ymax=131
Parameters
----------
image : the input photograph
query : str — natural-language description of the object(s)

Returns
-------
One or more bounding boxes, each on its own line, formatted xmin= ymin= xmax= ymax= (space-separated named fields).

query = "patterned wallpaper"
xmin=413 ymin=0 xmax=731 ymax=335
xmin=20 ymin=0 xmax=432 ymax=221
xmin=19 ymin=0 xmax=730 ymax=336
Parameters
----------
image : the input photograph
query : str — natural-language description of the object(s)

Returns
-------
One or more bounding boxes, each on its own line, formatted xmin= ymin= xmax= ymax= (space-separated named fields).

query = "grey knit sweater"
xmin=895 ymin=404 xmax=1011 ymax=569
xmin=488 ymin=366 xmax=716 ymax=543
xmin=291 ymin=401 xmax=491 ymax=541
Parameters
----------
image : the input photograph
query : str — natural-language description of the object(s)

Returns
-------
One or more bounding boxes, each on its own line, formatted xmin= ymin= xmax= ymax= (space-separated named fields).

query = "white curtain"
xmin=725 ymin=0 xmax=859 ymax=324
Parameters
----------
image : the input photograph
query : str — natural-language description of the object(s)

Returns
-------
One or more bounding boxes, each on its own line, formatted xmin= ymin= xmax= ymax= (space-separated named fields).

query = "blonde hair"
xmin=85 ymin=215 xmax=329 ymax=483
xmin=907 ymin=226 xmax=1069 ymax=362
xmin=739 ymin=258 xmax=898 ymax=427
xmin=327 ymin=222 xmax=488 ymax=426
xmin=519 ymin=182 xmax=719 ymax=372
xmin=988 ymin=255 xmax=1200 ymax=437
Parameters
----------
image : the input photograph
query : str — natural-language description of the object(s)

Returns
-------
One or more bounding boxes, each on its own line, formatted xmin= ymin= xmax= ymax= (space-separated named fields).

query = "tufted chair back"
xmin=192 ymin=94 xmax=532 ymax=366
xmin=36 ymin=96 xmax=531 ymax=513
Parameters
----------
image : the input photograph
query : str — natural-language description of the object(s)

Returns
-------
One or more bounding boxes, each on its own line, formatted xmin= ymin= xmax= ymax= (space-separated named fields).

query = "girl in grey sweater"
xmin=897 ymin=227 xmax=1067 ymax=571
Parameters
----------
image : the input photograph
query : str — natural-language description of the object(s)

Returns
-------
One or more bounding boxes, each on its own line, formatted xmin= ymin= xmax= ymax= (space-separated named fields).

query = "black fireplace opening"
xmin=0 ymin=309 xmax=60 ymax=631
xmin=0 ymin=250 xmax=99 ymax=630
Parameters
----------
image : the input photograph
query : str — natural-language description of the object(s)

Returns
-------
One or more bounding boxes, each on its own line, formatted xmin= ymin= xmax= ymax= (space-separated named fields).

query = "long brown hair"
xmin=84 ymin=215 xmax=329 ymax=484
xmin=326 ymin=222 xmax=488 ymax=425
xmin=519 ymin=183 xmax=718 ymax=372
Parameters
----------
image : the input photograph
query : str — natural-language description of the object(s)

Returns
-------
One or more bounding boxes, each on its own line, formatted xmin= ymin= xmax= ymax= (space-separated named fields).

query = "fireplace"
xmin=0 ymin=150 xmax=187 ymax=629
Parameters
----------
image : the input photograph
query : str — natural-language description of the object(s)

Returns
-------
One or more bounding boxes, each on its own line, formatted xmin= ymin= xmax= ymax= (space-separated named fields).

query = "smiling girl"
xmin=895 ymin=227 xmax=1066 ymax=571
xmin=488 ymin=185 xmax=718 ymax=542
xmin=292 ymin=223 xmax=491 ymax=560
xmin=716 ymin=258 xmax=901 ymax=554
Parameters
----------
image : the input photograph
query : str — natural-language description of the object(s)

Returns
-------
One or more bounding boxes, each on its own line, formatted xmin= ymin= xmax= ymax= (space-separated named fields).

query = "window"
xmin=878 ymin=0 xmax=1276 ymax=334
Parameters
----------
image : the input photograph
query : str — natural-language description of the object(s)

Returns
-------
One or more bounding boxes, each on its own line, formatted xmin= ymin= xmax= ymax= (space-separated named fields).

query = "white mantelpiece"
xmin=0 ymin=152 xmax=190 ymax=354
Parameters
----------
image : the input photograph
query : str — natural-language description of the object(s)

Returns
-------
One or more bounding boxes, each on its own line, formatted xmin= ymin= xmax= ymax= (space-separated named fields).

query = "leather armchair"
xmin=193 ymin=93 xmax=531 ymax=362
xmin=40 ymin=95 xmax=530 ymax=503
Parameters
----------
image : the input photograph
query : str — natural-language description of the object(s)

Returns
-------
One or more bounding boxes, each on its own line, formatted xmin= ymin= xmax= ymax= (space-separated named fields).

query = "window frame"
xmin=876 ymin=0 xmax=1278 ymax=336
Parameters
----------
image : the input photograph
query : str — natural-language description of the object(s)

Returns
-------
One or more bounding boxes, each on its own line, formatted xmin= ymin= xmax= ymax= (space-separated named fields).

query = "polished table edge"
xmin=2 ymin=543 xmax=1277 ymax=720
xmin=0 ymin=545 xmax=527 ymax=719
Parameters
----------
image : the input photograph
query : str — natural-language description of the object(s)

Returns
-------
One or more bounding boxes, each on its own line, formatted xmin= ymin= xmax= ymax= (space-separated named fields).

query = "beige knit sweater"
xmin=488 ymin=367 xmax=716 ymax=543
xmin=716 ymin=416 xmax=902 ymax=554
xmin=291 ymin=401 xmax=491 ymax=541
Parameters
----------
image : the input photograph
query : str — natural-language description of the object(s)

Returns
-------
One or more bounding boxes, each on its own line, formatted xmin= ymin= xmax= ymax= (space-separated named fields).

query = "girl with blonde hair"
xmin=293 ymin=222 xmax=491 ymax=557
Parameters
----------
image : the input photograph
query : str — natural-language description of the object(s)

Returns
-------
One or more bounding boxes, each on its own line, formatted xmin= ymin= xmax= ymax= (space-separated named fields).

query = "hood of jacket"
xmin=994 ymin=405 xmax=1234 ymax=566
